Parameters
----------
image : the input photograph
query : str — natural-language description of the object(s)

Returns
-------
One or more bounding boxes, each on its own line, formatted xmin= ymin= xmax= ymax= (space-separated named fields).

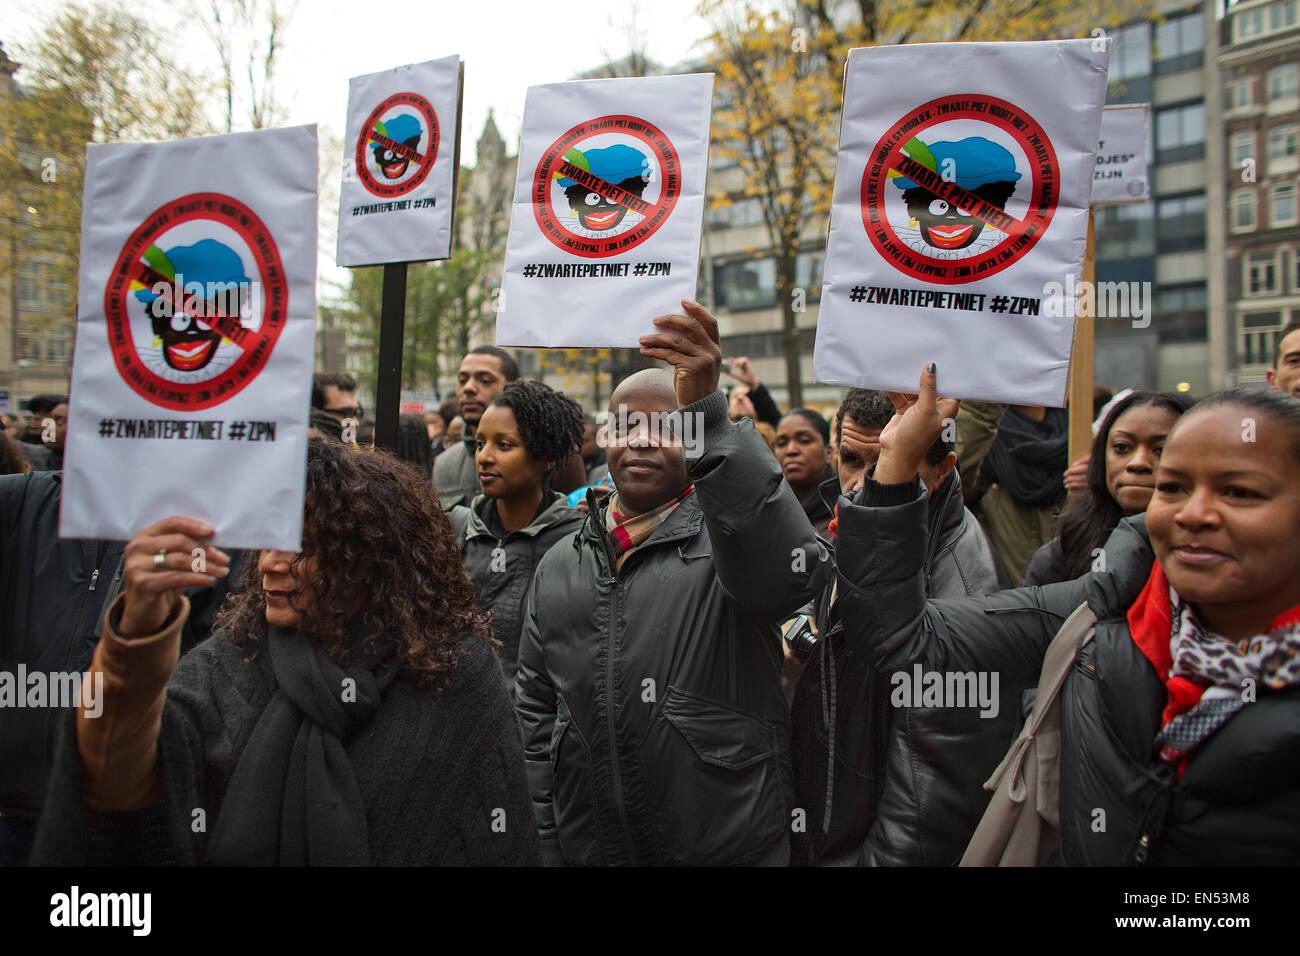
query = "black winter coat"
xmin=791 ymin=470 xmax=1022 ymax=865
xmin=515 ymin=390 xmax=831 ymax=865
xmin=451 ymin=492 xmax=584 ymax=689
xmin=838 ymin=475 xmax=1300 ymax=866
xmin=0 ymin=473 xmax=248 ymax=830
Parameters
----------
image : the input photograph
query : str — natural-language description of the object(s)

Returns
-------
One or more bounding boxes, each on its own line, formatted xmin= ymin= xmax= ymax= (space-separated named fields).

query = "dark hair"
xmin=468 ymin=345 xmax=520 ymax=382
xmin=395 ymin=413 xmax=434 ymax=479
xmin=438 ymin=396 xmax=460 ymax=423
xmin=221 ymin=439 xmax=494 ymax=689
xmin=1056 ymin=390 xmax=1193 ymax=580
xmin=356 ymin=421 xmax=375 ymax=446
xmin=781 ymin=408 xmax=829 ymax=446
xmin=836 ymin=387 xmax=949 ymax=465
xmin=311 ymin=372 xmax=358 ymax=410
xmin=308 ymin=408 xmax=343 ymax=442
xmin=1275 ymin=320 xmax=1300 ymax=368
xmin=488 ymin=380 xmax=584 ymax=482
xmin=836 ymin=388 xmax=896 ymax=444
xmin=1183 ymin=385 xmax=1300 ymax=463
xmin=0 ymin=431 xmax=30 ymax=476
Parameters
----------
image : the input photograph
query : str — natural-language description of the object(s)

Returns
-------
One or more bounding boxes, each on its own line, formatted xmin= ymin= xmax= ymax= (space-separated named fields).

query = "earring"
xmin=152 ymin=334 xmax=162 ymax=348
xmin=908 ymin=217 xmax=918 ymax=228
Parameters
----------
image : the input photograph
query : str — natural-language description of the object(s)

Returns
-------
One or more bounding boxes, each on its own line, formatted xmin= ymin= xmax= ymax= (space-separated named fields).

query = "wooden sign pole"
xmin=1066 ymin=207 xmax=1096 ymax=478
xmin=374 ymin=61 xmax=465 ymax=454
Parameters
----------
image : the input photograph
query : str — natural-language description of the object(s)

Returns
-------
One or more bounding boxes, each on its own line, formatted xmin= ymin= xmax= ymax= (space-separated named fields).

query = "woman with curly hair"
xmin=449 ymin=380 xmax=585 ymax=690
xmin=34 ymin=438 xmax=539 ymax=866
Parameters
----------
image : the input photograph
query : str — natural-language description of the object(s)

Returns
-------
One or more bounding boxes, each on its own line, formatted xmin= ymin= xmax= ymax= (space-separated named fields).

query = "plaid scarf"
xmin=605 ymin=486 xmax=694 ymax=571
xmin=1127 ymin=562 xmax=1300 ymax=772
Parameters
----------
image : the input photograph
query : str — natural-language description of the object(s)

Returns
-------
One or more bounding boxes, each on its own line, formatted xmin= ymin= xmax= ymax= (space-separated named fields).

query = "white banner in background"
xmin=815 ymin=40 xmax=1109 ymax=406
xmin=1092 ymin=104 xmax=1150 ymax=205
xmin=496 ymin=73 xmax=713 ymax=347
xmin=61 ymin=126 xmax=318 ymax=550
xmin=338 ymin=55 xmax=460 ymax=266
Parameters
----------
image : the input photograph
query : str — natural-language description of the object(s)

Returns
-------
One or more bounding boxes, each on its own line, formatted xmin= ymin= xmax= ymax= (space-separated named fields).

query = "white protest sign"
xmin=338 ymin=55 xmax=460 ymax=267
xmin=496 ymin=73 xmax=713 ymax=347
xmin=61 ymin=126 xmax=318 ymax=550
xmin=1092 ymin=104 xmax=1150 ymax=205
xmin=814 ymin=40 xmax=1108 ymax=406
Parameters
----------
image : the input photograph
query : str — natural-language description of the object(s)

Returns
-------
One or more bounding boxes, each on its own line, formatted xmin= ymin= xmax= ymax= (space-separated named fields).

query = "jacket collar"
xmin=579 ymin=484 xmax=704 ymax=572
xmin=464 ymin=491 xmax=571 ymax=541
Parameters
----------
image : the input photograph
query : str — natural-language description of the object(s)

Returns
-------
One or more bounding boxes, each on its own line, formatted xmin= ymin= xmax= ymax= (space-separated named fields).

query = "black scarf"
xmin=207 ymin=625 xmax=398 ymax=865
xmin=980 ymin=407 xmax=1068 ymax=507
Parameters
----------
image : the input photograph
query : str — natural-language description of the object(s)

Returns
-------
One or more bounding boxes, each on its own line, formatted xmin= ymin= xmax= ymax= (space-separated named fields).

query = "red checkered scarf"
xmin=605 ymin=486 xmax=694 ymax=571
xmin=1127 ymin=561 xmax=1300 ymax=775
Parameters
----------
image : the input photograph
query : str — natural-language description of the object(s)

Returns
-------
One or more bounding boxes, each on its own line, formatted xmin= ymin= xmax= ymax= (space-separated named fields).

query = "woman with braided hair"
xmin=450 ymin=379 xmax=586 ymax=691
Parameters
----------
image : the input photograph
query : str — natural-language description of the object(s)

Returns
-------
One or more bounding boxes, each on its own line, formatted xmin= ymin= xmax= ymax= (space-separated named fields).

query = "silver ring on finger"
xmin=154 ymin=548 xmax=168 ymax=571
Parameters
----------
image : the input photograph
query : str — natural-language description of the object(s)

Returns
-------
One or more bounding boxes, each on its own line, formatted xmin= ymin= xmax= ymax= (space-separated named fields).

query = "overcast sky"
xmin=5 ymin=0 xmax=714 ymax=297
xmin=6 ymin=0 xmax=713 ymax=162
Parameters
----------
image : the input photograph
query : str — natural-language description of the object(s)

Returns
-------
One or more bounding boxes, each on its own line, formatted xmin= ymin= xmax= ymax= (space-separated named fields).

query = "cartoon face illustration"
xmin=369 ymin=113 xmax=423 ymax=180
xmin=893 ymin=137 xmax=1021 ymax=253
xmin=132 ymin=239 xmax=250 ymax=373
xmin=556 ymin=144 xmax=651 ymax=232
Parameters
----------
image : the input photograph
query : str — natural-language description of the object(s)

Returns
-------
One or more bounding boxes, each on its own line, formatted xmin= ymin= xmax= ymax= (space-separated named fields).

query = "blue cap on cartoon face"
xmin=557 ymin=144 xmax=651 ymax=189
xmin=133 ymin=239 xmax=250 ymax=303
xmin=893 ymin=137 xmax=1023 ymax=191
xmin=374 ymin=113 xmax=422 ymax=146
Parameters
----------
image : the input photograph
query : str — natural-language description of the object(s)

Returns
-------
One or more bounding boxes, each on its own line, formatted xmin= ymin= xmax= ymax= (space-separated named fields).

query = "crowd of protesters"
xmin=1 ymin=310 xmax=1298 ymax=866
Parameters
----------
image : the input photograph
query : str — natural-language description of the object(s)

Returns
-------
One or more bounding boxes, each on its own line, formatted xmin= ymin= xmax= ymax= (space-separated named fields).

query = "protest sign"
xmin=814 ymin=40 xmax=1109 ymax=406
xmin=60 ymin=126 xmax=318 ymax=550
xmin=1092 ymin=104 xmax=1150 ymax=205
xmin=496 ymin=73 xmax=713 ymax=347
xmin=338 ymin=55 xmax=460 ymax=267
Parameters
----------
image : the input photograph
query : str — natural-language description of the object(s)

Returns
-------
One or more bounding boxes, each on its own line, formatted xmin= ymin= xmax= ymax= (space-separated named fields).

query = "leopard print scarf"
xmin=1154 ymin=589 xmax=1300 ymax=765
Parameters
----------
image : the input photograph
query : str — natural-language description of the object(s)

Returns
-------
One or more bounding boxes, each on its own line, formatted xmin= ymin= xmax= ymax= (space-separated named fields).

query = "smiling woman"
xmin=835 ymin=370 xmax=1300 ymax=865
xmin=33 ymin=439 xmax=540 ymax=866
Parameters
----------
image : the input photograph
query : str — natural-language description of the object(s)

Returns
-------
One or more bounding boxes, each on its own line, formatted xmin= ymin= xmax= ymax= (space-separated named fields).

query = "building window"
xmin=45 ymin=324 xmax=72 ymax=365
xmin=1232 ymin=130 xmax=1255 ymax=166
xmin=1154 ymin=12 xmax=1204 ymax=73
xmin=1233 ymin=189 xmax=1257 ymax=231
xmin=1269 ymin=124 xmax=1299 ymax=159
xmin=1240 ymin=310 xmax=1283 ymax=366
xmin=1226 ymin=77 xmax=1253 ymax=110
xmin=1273 ymin=183 xmax=1298 ymax=225
xmin=1108 ymin=22 xmax=1151 ymax=81
xmin=1154 ymin=282 xmax=1207 ymax=343
xmin=1155 ymin=102 xmax=1206 ymax=163
xmin=1268 ymin=64 xmax=1299 ymax=101
xmin=795 ymin=249 xmax=825 ymax=301
xmin=1095 ymin=202 xmax=1155 ymax=261
xmin=713 ymin=257 xmax=777 ymax=311
xmin=1156 ymin=193 xmax=1206 ymax=252
xmin=1236 ymin=7 xmax=1266 ymax=40
xmin=1270 ymin=0 xmax=1299 ymax=31
xmin=1246 ymin=251 xmax=1280 ymax=295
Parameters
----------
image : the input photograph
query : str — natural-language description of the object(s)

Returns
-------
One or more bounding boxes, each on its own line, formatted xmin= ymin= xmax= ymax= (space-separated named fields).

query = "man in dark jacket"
xmin=516 ymin=301 xmax=830 ymax=865
xmin=0 ymin=471 xmax=247 ymax=864
xmin=434 ymin=346 xmax=519 ymax=508
xmin=16 ymin=395 xmax=65 ymax=471
xmin=791 ymin=388 xmax=1016 ymax=865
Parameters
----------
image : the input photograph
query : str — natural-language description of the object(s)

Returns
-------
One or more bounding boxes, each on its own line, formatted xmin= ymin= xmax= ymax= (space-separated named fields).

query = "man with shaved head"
xmin=516 ymin=300 xmax=831 ymax=866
